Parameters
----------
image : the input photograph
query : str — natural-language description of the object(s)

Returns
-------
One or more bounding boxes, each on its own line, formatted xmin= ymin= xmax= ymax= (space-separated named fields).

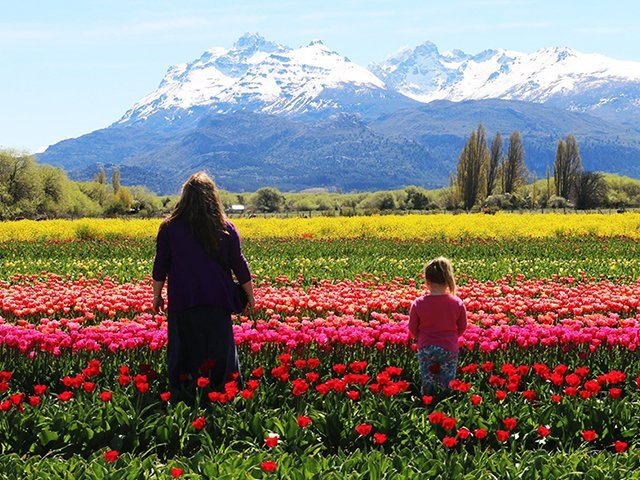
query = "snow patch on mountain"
xmin=120 ymin=33 xmax=386 ymax=123
xmin=371 ymin=43 xmax=640 ymax=112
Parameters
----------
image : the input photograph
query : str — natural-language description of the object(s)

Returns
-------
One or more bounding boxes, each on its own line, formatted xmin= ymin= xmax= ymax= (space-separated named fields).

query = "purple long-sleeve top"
xmin=152 ymin=218 xmax=251 ymax=313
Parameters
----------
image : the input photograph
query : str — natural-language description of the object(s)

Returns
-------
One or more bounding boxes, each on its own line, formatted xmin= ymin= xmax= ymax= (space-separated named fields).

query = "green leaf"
xmin=38 ymin=430 xmax=59 ymax=447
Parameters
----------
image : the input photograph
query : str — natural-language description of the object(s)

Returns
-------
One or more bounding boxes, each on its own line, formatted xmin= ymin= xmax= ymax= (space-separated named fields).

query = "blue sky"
xmin=2 ymin=0 xmax=639 ymax=152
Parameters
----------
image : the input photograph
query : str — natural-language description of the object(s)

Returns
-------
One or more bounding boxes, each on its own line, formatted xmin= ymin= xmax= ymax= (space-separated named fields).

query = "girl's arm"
xmin=457 ymin=303 xmax=468 ymax=335
xmin=408 ymin=302 xmax=420 ymax=339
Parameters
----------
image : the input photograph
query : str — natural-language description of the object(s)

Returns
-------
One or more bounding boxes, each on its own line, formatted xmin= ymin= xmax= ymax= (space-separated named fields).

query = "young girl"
xmin=408 ymin=257 xmax=467 ymax=395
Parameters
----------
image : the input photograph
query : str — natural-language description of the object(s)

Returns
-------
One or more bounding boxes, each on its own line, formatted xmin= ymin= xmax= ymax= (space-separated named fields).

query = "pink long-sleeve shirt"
xmin=408 ymin=294 xmax=467 ymax=352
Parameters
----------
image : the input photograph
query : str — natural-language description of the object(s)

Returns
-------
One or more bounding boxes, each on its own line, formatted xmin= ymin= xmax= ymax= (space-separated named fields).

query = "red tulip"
xmin=537 ymin=425 xmax=551 ymax=437
xmin=192 ymin=416 xmax=206 ymax=431
xmin=33 ymin=384 xmax=48 ymax=396
xmin=614 ymin=440 xmax=628 ymax=453
xmin=297 ymin=415 xmax=312 ymax=428
xmin=264 ymin=434 xmax=280 ymax=448
xmin=373 ymin=432 xmax=388 ymax=445
xmin=355 ymin=423 xmax=373 ymax=436
xmin=58 ymin=391 xmax=73 ymax=402
xmin=502 ymin=417 xmax=518 ymax=431
xmin=442 ymin=436 xmax=457 ymax=448
xmin=196 ymin=377 xmax=210 ymax=389
xmin=261 ymin=460 xmax=277 ymax=473
xmin=441 ymin=417 xmax=457 ymax=431
xmin=103 ymin=450 xmax=119 ymax=462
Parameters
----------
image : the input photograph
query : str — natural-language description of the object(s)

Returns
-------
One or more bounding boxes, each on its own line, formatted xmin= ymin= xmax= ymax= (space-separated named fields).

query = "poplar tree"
xmin=502 ymin=131 xmax=527 ymax=194
xmin=95 ymin=166 xmax=107 ymax=185
xmin=554 ymin=134 xmax=582 ymax=199
xmin=456 ymin=124 xmax=489 ymax=210
xmin=111 ymin=167 xmax=121 ymax=194
xmin=487 ymin=132 xmax=502 ymax=196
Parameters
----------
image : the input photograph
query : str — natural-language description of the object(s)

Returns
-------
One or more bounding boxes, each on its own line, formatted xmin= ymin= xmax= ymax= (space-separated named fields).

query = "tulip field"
xmin=1 ymin=214 xmax=640 ymax=479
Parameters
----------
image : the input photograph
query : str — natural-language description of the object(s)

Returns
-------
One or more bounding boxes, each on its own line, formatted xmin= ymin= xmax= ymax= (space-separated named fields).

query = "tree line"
xmin=452 ymin=125 xmax=611 ymax=211
xmin=0 ymin=150 xmax=165 ymax=220
xmin=0 ymin=145 xmax=638 ymax=220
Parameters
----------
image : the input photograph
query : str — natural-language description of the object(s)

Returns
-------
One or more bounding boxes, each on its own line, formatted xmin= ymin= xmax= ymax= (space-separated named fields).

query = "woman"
xmin=152 ymin=172 xmax=255 ymax=393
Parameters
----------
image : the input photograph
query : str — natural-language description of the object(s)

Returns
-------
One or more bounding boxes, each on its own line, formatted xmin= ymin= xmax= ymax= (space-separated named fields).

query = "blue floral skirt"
xmin=417 ymin=345 xmax=459 ymax=395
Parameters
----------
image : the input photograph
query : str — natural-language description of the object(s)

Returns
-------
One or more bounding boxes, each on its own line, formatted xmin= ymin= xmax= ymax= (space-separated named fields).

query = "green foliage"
xmin=574 ymin=171 xmax=609 ymax=210
xmin=252 ymin=187 xmax=285 ymax=213
xmin=403 ymin=186 xmax=434 ymax=210
xmin=0 ymin=234 xmax=639 ymax=476
xmin=502 ymin=131 xmax=527 ymax=194
xmin=554 ymin=135 xmax=582 ymax=200
xmin=1 ymin=148 xmax=638 ymax=218
xmin=0 ymin=150 xmax=107 ymax=219
xmin=105 ymin=188 xmax=134 ymax=215
xmin=603 ymin=174 xmax=640 ymax=208
xmin=111 ymin=167 xmax=121 ymax=193
xmin=1 ymin=235 xmax=638 ymax=283
xmin=128 ymin=186 xmax=163 ymax=216
xmin=487 ymin=132 xmax=502 ymax=196
xmin=358 ymin=191 xmax=397 ymax=212
xmin=456 ymin=125 xmax=489 ymax=210
xmin=94 ymin=166 xmax=107 ymax=185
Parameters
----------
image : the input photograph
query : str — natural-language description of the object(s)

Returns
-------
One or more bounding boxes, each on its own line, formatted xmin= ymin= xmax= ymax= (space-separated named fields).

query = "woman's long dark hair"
xmin=161 ymin=172 xmax=228 ymax=258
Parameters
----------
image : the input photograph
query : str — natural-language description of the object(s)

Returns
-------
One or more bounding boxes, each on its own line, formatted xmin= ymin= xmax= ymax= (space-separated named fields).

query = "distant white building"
xmin=230 ymin=204 xmax=245 ymax=213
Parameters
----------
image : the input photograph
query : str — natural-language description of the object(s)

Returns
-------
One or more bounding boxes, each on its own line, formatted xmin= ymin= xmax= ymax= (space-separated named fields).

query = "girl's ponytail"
xmin=425 ymin=257 xmax=457 ymax=294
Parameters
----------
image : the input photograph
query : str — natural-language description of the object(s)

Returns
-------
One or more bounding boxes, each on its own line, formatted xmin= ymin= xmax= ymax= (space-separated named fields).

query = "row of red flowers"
xmin=1 ymin=274 xmax=638 ymax=326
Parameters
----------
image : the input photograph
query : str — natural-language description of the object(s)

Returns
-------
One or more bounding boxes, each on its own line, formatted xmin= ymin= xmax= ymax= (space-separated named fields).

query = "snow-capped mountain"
xmin=119 ymin=33 xmax=410 ymax=124
xmin=370 ymin=41 xmax=640 ymax=124
xmin=39 ymin=33 xmax=640 ymax=194
xmin=121 ymin=34 xmax=640 ymax=128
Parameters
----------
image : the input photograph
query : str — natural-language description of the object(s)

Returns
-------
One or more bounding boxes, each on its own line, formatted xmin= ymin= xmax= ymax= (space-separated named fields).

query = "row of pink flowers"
xmin=0 ymin=311 xmax=638 ymax=355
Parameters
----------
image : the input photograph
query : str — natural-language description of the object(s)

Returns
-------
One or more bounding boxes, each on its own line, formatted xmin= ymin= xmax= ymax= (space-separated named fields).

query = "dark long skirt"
xmin=168 ymin=305 xmax=241 ymax=392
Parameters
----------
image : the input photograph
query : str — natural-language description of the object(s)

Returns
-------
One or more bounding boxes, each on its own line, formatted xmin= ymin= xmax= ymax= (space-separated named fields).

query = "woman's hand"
xmin=153 ymin=295 xmax=165 ymax=315
xmin=152 ymin=279 xmax=166 ymax=315
xmin=241 ymin=281 xmax=256 ymax=313
xmin=243 ymin=294 xmax=256 ymax=314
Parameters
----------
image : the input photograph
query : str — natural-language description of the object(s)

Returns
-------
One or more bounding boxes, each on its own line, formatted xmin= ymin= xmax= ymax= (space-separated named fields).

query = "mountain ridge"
xmin=38 ymin=33 xmax=640 ymax=194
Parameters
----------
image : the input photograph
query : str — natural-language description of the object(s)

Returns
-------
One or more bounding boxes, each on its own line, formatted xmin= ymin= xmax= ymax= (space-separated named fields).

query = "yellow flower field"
xmin=0 ymin=212 xmax=639 ymax=242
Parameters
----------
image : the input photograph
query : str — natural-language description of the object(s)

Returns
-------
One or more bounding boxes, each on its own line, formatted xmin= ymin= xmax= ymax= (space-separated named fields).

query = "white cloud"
xmin=398 ymin=20 xmax=553 ymax=36
xmin=79 ymin=17 xmax=212 ymax=38
xmin=0 ymin=17 xmax=215 ymax=43
xmin=0 ymin=26 xmax=58 ymax=41
xmin=574 ymin=26 xmax=638 ymax=35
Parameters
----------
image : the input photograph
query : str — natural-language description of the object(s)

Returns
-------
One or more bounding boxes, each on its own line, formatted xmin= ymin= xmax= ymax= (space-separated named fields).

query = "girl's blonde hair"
xmin=424 ymin=256 xmax=457 ymax=294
